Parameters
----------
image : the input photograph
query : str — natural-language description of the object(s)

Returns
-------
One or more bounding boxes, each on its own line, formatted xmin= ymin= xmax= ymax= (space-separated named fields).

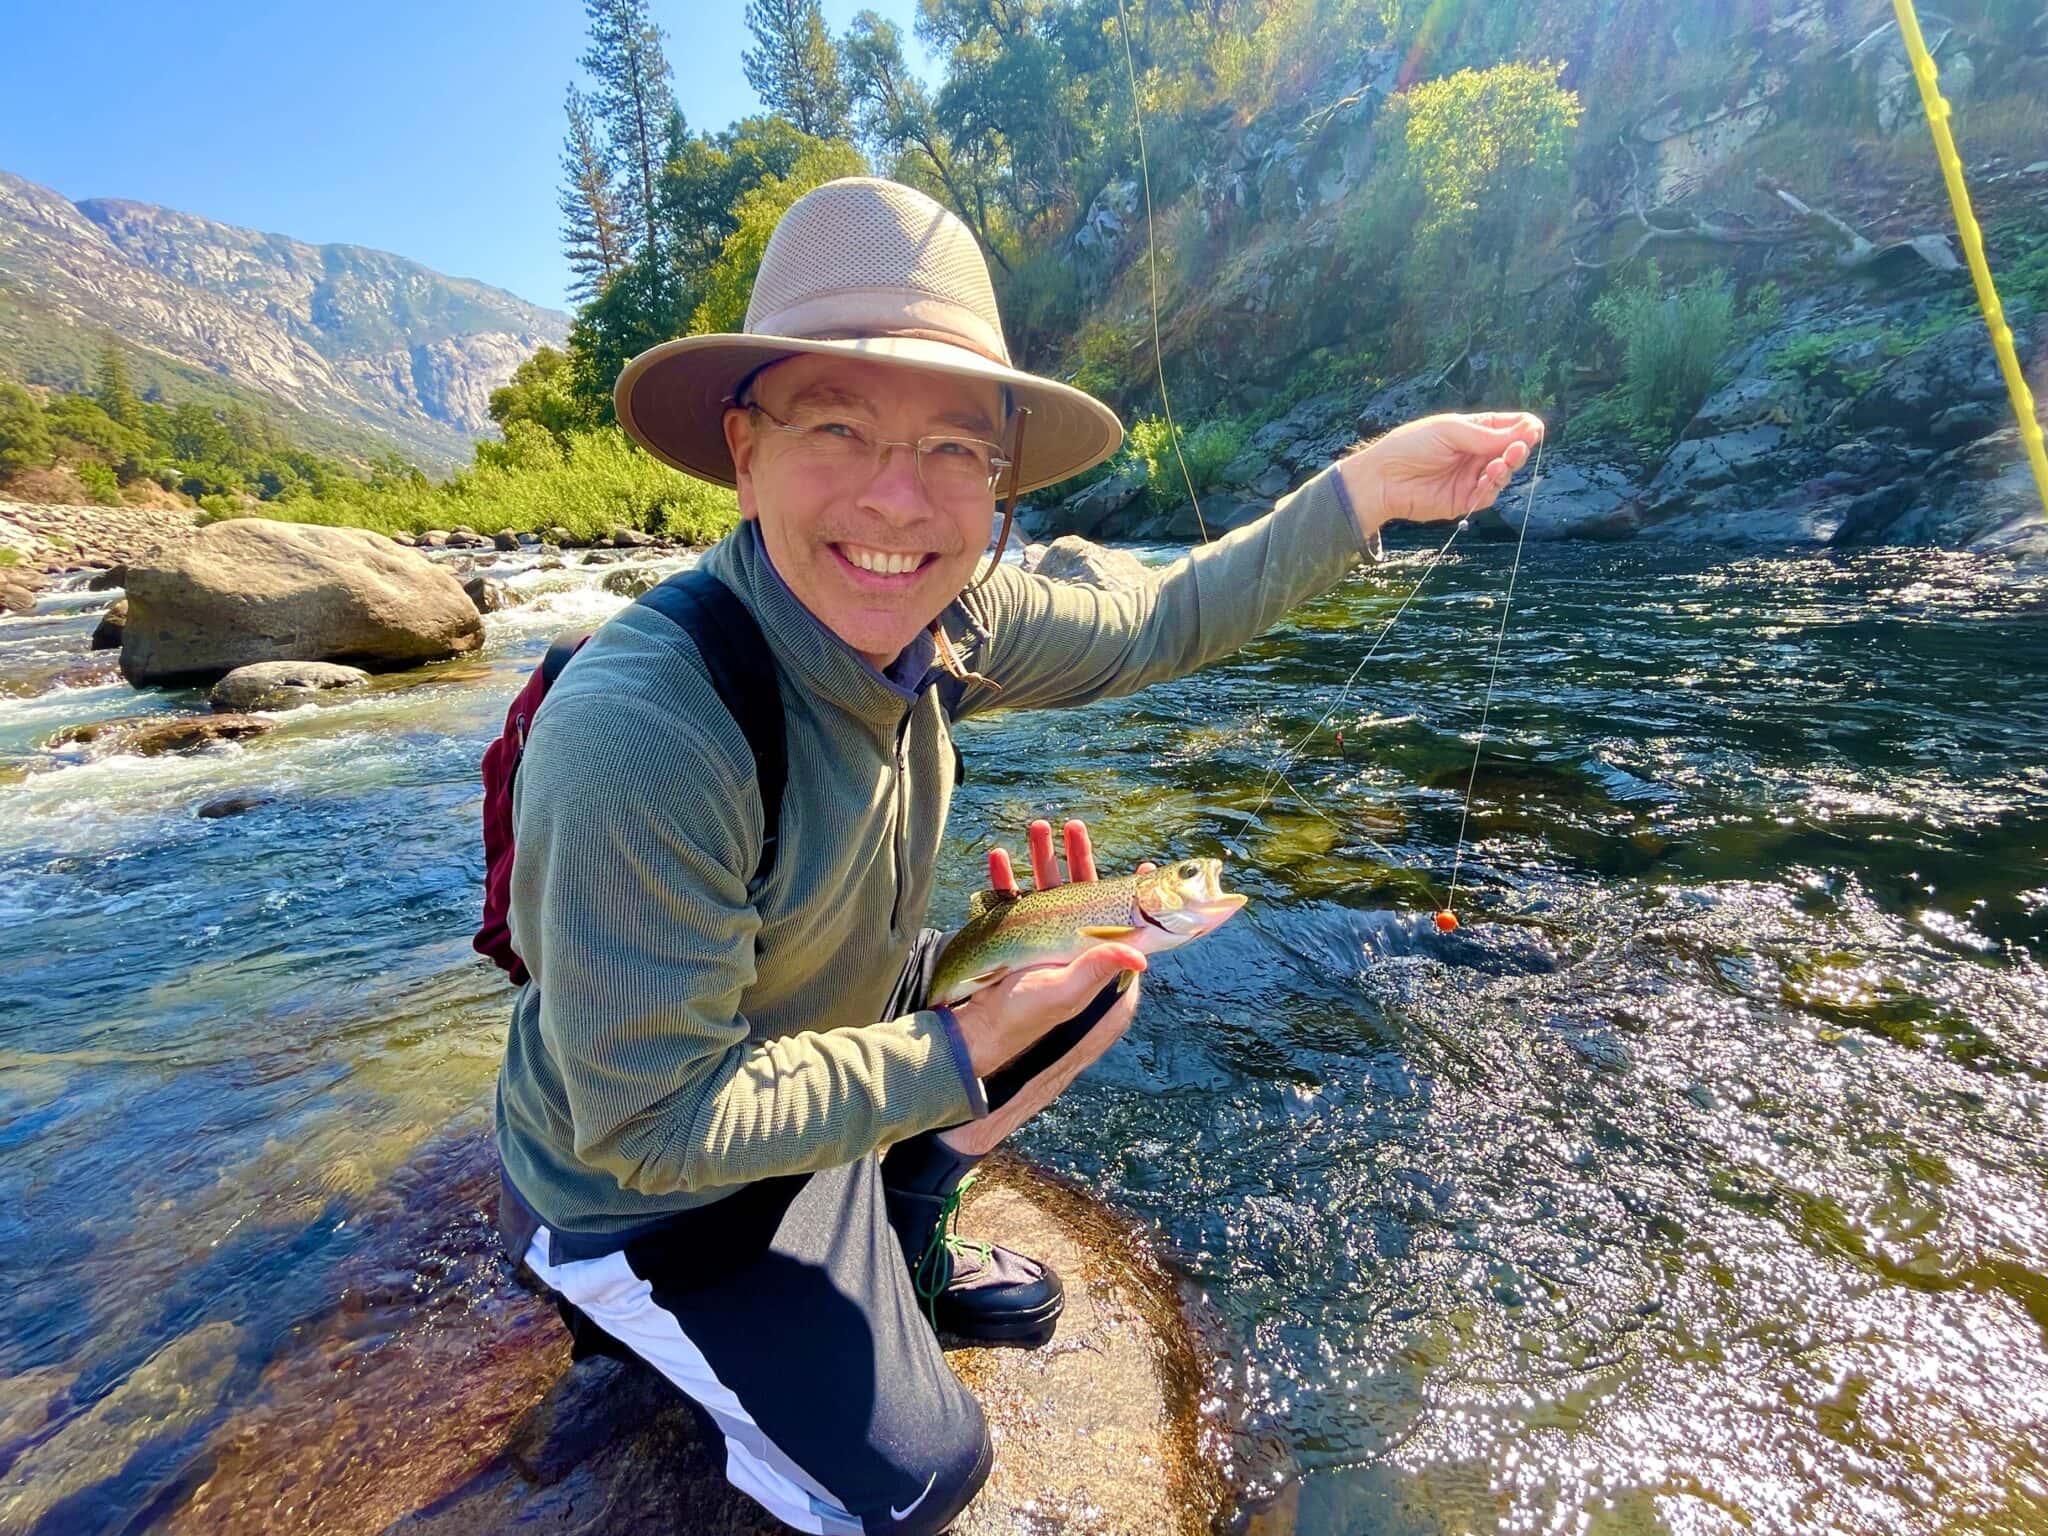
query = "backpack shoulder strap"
xmin=634 ymin=568 xmax=786 ymax=890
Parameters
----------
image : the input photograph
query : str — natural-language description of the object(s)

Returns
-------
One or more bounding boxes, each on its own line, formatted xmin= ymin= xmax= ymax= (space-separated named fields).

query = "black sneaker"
xmin=896 ymin=1173 xmax=1065 ymax=1346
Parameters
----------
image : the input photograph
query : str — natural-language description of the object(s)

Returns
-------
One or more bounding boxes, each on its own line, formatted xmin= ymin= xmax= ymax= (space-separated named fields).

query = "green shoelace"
xmin=913 ymin=1171 xmax=994 ymax=1327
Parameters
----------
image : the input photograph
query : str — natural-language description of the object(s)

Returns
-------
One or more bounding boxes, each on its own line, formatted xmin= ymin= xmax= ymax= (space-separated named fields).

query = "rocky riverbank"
xmin=1027 ymin=272 xmax=2048 ymax=557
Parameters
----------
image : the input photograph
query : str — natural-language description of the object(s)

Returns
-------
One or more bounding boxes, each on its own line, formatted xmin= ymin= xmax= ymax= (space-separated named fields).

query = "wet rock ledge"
xmin=152 ymin=1130 xmax=1292 ymax=1536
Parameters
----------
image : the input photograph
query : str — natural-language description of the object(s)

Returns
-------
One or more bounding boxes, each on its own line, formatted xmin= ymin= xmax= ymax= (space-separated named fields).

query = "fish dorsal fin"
xmin=966 ymin=887 xmax=1022 ymax=921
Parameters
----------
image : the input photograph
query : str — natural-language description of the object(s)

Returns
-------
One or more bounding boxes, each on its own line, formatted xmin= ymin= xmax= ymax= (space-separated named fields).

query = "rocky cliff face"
xmin=0 ymin=170 xmax=568 ymax=468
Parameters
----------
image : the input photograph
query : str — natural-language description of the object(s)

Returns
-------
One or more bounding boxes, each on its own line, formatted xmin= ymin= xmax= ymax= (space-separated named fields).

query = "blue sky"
xmin=0 ymin=0 xmax=935 ymax=312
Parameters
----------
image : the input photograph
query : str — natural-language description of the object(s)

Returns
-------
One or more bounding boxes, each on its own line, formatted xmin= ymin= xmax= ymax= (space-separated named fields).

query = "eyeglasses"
xmin=743 ymin=400 xmax=1013 ymax=500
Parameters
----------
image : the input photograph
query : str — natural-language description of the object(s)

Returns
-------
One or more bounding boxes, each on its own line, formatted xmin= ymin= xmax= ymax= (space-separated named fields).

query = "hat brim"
xmin=614 ymin=333 xmax=1124 ymax=496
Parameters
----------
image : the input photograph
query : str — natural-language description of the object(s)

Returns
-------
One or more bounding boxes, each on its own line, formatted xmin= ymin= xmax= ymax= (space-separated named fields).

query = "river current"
xmin=1 ymin=537 xmax=2043 ymax=1534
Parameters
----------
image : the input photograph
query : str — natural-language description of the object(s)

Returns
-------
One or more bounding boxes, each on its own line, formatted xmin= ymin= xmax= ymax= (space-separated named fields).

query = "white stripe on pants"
xmin=523 ymin=1230 xmax=863 ymax=1535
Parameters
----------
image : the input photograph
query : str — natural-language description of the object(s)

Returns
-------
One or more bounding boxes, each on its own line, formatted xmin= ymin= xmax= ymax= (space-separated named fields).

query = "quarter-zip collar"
xmin=703 ymin=521 xmax=978 ymax=729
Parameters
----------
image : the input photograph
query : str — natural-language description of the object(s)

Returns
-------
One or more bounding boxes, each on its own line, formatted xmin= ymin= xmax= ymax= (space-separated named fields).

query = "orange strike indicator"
xmin=1433 ymin=910 xmax=1460 ymax=933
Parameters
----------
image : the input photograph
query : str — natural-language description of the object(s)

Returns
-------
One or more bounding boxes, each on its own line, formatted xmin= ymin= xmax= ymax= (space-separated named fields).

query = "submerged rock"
xmin=44 ymin=713 xmax=278 ymax=757
xmin=462 ymin=575 xmax=520 ymax=613
xmin=1031 ymin=536 xmax=1152 ymax=590
xmin=0 ymin=1321 xmax=243 ymax=1533
xmin=153 ymin=1131 xmax=1290 ymax=1536
xmin=600 ymin=567 xmax=659 ymax=598
xmin=196 ymin=791 xmax=278 ymax=820
xmin=120 ymin=520 xmax=484 ymax=686
xmin=209 ymin=660 xmax=369 ymax=712
xmin=0 ymin=571 xmax=40 ymax=616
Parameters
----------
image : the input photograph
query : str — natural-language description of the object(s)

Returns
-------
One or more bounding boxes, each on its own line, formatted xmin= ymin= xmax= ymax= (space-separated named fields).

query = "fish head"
xmin=1135 ymin=857 xmax=1247 ymax=940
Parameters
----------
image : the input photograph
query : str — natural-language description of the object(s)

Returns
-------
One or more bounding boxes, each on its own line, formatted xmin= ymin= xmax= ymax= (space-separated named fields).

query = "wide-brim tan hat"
xmin=614 ymin=177 xmax=1123 ymax=496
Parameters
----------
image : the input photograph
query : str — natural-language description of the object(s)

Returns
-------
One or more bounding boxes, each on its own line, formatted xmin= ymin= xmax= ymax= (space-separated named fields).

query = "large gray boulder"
xmin=1493 ymin=457 xmax=1640 ymax=540
xmin=1057 ymin=461 xmax=1150 ymax=539
xmin=119 ymin=520 xmax=484 ymax=687
xmin=1849 ymin=309 xmax=2033 ymax=432
xmin=209 ymin=660 xmax=370 ymax=712
xmin=1030 ymin=535 xmax=1151 ymax=590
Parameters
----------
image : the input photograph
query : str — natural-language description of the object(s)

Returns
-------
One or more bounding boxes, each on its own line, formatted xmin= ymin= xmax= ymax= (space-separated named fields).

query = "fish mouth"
xmin=1151 ymin=892 xmax=1247 ymax=937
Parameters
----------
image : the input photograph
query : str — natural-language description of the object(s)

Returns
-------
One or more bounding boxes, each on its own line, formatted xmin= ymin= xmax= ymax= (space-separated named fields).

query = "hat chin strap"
xmin=965 ymin=406 xmax=1027 ymax=597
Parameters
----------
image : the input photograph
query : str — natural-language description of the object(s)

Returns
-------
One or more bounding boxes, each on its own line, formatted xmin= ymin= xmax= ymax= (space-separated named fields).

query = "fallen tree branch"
xmin=1757 ymin=176 xmax=1959 ymax=271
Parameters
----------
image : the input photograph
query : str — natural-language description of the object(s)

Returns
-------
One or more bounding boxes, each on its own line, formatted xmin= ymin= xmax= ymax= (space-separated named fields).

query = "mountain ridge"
xmin=0 ymin=170 xmax=568 ymax=468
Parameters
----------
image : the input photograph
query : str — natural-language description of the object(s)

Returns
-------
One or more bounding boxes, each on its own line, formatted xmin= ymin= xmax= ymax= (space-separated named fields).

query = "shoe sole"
xmin=938 ymin=1287 xmax=1066 ymax=1347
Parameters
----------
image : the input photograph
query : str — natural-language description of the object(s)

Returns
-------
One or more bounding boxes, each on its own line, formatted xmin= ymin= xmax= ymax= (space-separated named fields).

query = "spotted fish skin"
xmin=925 ymin=858 xmax=1245 ymax=1007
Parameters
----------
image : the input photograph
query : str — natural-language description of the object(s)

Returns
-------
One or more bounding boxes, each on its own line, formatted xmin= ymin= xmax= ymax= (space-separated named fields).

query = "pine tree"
xmin=579 ymin=0 xmax=677 ymax=268
xmin=560 ymin=84 xmax=627 ymax=302
xmin=742 ymin=0 xmax=852 ymax=140
xmin=95 ymin=344 xmax=142 ymax=431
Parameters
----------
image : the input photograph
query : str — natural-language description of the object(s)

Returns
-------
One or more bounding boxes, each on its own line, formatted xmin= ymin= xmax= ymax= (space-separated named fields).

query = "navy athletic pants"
xmin=507 ymin=928 xmax=990 ymax=1535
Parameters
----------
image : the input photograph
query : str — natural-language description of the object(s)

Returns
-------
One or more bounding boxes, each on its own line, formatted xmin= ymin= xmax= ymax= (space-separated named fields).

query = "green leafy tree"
xmin=743 ymin=0 xmax=852 ymax=139
xmin=561 ymin=85 xmax=628 ymax=302
xmin=0 ymin=382 xmax=53 ymax=478
xmin=692 ymin=139 xmax=870 ymax=334
xmin=1399 ymin=60 xmax=1581 ymax=270
xmin=76 ymin=460 xmax=123 ymax=505
xmin=566 ymin=259 xmax=687 ymax=420
xmin=489 ymin=346 xmax=597 ymax=441
xmin=580 ymin=0 xmax=678 ymax=268
xmin=473 ymin=418 xmax=568 ymax=473
xmin=45 ymin=394 xmax=147 ymax=469
xmin=658 ymin=114 xmax=815 ymax=280
xmin=843 ymin=10 xmax=1007 ymax=269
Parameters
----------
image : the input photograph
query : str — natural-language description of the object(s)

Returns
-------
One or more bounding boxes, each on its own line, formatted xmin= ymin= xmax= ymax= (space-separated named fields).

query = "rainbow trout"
xmin=926 ymin=858 xmax=1247 ymax=1007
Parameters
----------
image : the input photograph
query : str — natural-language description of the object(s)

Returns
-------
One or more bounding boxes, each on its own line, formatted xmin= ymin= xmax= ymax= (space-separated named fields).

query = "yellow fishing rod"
xmin=1892 ymin=0 xmax=2048 ymax=521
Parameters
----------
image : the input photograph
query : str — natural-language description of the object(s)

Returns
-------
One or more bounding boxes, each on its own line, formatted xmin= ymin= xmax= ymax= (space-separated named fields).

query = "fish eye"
xmin=1178 ymin=861 xmax=1200 ymax=879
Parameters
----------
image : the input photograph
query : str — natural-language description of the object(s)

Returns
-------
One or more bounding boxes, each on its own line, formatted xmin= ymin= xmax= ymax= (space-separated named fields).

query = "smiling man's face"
xmin=724 ymin=354 xmax=1007 ymax=670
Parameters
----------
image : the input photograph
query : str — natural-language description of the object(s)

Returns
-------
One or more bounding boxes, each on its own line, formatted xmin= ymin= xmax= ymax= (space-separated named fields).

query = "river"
xmin=1 ymin=536 xmax=2043 ymax=1534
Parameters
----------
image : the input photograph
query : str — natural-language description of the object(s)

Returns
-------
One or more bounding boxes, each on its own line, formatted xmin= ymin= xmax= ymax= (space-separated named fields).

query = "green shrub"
xmin=195 ymin=492 xmax=243 ymax=522
xmin=1767 ymin=306 xmax=1969 ymax=396
xmin=1769 ymin=325 xmax=1884 ymax=393
xmin=248 ymin=426 xmax=740 ymax=546
xmin=1124 ymin=414 xmax=1248 ymax=502
xmin=1590 ymin=263 xmax=1737 ymax=442
xmin=0 ymin=545 xmax=20 ymax=567
xmin=0 ymin=381 xmax=52 ymax=478
xmin=75 ymin=460 xmax=122 ymax=505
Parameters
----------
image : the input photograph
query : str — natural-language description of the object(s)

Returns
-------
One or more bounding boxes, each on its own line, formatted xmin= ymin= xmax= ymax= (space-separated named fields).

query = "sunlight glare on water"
xmin=0 ymin=539 xmax=2043 ymax=1534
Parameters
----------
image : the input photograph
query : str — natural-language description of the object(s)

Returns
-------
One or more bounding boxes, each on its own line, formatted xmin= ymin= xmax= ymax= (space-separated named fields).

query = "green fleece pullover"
xmin=494 ymin=463 xmax=1370 ymax=1235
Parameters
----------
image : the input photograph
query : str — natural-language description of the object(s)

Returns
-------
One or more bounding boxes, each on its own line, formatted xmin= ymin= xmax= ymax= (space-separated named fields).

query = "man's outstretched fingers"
xmin=988 ymin=846 xmax=1019 ymax=896
xmin=1027 ymin=819 xmax=1059 ymax=889
xmin=1064 ymin=819 xmax=1096 ymax=883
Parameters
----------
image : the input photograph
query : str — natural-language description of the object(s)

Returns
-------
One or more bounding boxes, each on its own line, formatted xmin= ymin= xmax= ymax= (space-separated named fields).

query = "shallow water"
xmin=1 ymin=538 xmax=2043 ymax=1534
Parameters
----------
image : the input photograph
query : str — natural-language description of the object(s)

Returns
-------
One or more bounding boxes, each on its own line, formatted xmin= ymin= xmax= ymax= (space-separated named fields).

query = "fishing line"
xmin=1113 ymin=0 xmax=1209 ymax=544
xmin=1228 ymin=515 xmax=1471 ymax=875
xmin=1447 ymin=431 xmax=1544 ymax=912
xmin=1107 ymin=3 xmax=1543 ymax=923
